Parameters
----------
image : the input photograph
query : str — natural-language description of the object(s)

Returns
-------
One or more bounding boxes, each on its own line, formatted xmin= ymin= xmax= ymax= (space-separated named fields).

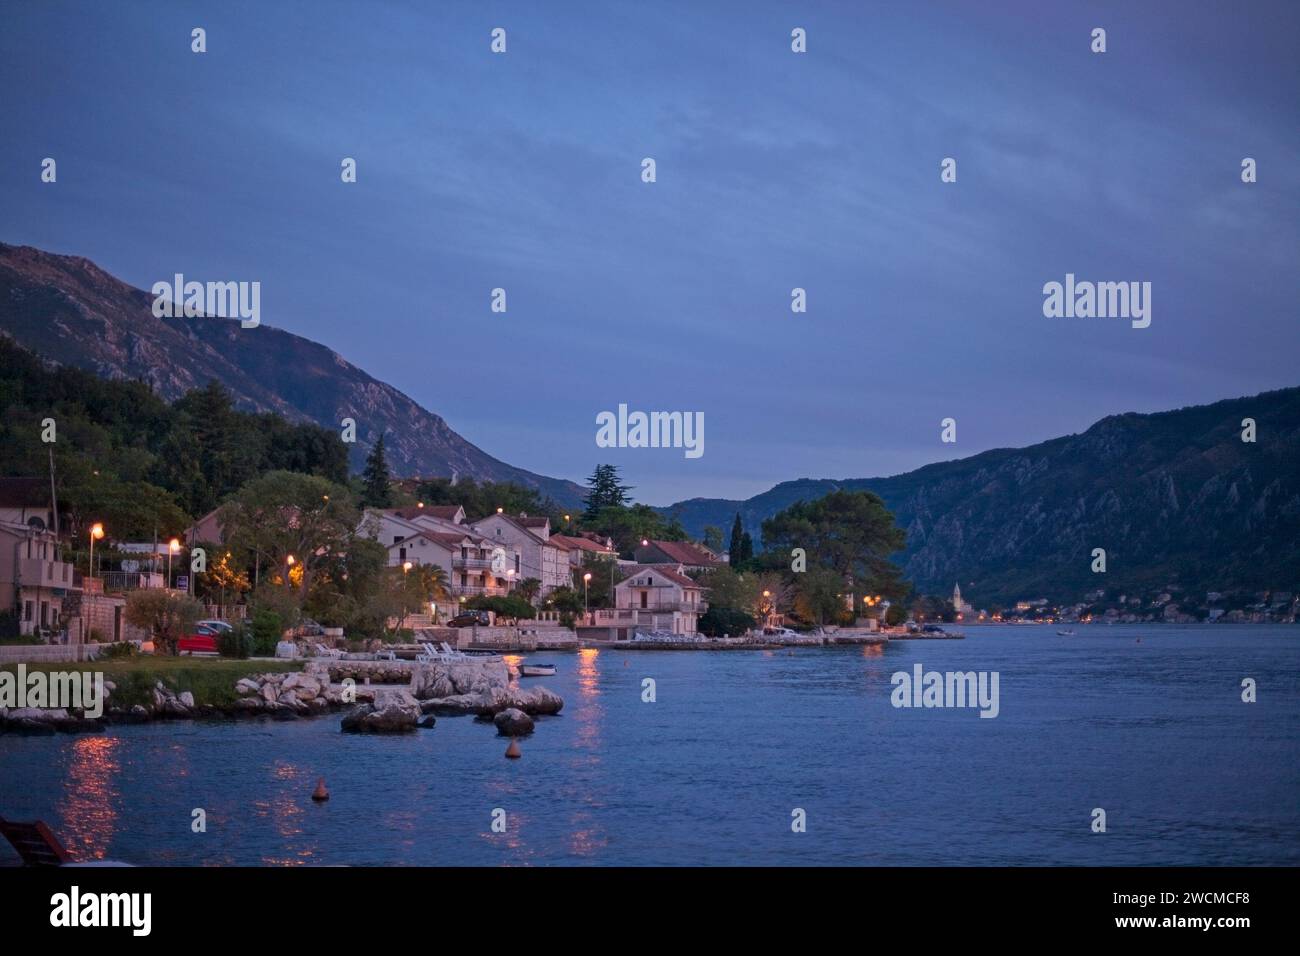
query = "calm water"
xmin=2 ymin=624 xmax=1297 ymax=866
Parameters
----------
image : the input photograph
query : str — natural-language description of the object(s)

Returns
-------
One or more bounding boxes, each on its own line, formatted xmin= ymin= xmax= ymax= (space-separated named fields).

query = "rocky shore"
xmin=0 ymin=656 xmax=565 ymax=737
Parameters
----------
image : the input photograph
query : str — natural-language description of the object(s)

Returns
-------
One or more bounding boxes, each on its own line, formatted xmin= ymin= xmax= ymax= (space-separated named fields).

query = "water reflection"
xmin=253 ymin=760 xmax=316 ymax=865
xmin=58 ymin=735 xmax=120 ymax=861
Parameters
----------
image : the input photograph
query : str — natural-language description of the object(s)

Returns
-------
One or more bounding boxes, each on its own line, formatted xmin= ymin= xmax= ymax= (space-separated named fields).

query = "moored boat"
xmin=520 ymin=663 xmax=556 ymax=677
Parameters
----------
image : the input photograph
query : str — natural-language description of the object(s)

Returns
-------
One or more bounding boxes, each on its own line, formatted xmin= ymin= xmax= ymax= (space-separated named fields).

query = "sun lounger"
xmin=0 ymin=813 xmax=72 ymax=866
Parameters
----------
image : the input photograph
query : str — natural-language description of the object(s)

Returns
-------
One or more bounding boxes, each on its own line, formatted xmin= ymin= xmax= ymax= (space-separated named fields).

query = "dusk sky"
xmin=3 ymin=1 xmax=1297 ymax=505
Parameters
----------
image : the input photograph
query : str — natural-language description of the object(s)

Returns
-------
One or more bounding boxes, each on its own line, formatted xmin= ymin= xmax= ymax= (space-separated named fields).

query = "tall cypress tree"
xmin=361 ymin=433 xmax=393 ymax=508
xmin=728 ymin=513 xmax=745 ymax=567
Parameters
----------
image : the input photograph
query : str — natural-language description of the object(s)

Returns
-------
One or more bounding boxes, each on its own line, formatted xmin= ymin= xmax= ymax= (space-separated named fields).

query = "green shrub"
xmin=218 ymin=623 xmax=253 ymax=659
xmin=249 ymin=607 xmax=283 ymax=656
xmin=99 ymin=641 xmax=138 ymax=660
xmin=464 ymin=595 xmax=536 ymax=621
xmin=698 ymin=606 xmax=756 ymax=637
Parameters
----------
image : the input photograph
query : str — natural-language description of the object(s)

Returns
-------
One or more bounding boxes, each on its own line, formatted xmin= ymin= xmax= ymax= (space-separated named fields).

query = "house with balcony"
xmin=0 ymin=519 xmax=77 ymax=638
xmin=358 ymin=508 xmax=520 ymax=603
xmin=471 ymin=512 xmax=571 ymax=596
xmin=588 ymin=564 xmax=705 ymax=638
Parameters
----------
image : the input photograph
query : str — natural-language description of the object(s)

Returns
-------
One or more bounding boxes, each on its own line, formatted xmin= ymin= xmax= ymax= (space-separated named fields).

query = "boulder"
xmin=259 ymin=682 xmax=278 ymax=703
xmin=510 ymin=686 xmax=564 ymax=716
xmin=178 ymin=692 xmax=196 ymax=709
xmin=417 ymin=716 xmax=437 ymax=729
xmin=493 ymin=708 xmax=535 ymax=737
xmin=235 ymin=678 xmax=261 ymax=696
xmin=340 ymin=702 xmax=419 ymax=734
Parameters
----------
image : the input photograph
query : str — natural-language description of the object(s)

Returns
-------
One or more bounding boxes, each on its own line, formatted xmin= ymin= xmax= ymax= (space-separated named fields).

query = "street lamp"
xmin=167 ymin=537 xmax=180 ymax=589
xmin=401 ymin=561 xmax=413 ymax=629
xmin=583 ymin=571 xmax=592 ymax=621
xmin=88 ymin=523 xmax=104 ymax=579
xmin=285 ymin=553 xmax=296 ymax=589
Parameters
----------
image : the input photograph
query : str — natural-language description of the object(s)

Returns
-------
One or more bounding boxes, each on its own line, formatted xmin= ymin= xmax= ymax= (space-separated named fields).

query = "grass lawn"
xmin=1 ymin=657 xmax=304 ymax=709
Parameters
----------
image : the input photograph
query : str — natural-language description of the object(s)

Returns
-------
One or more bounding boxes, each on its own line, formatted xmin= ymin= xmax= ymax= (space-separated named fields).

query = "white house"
xmin=593 ymin=564 xmax=705 ymax=637
xmin=471 ymin=513 xmax=571 ymax=596
xmin=358 ymin=508 xmax=519 ymax=600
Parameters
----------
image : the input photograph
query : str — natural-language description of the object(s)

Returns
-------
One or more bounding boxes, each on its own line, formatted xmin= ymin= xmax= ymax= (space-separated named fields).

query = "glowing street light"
xmin=88 ymin=523 xmax=104 ymax=578
xmin=166 ymin=536 xmax=180 ymax=589
xmin=583 ymin=571 xmax=592 ymax=619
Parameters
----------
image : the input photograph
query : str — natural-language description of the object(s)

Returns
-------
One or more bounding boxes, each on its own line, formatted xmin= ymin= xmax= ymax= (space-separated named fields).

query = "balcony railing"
xmin=453 ymin=556 xmax=496 ymax=570
xmin=453 ymin=585 xmax=512 ymax=598
xmin=614 ymin=600 xmax=700 ymax=612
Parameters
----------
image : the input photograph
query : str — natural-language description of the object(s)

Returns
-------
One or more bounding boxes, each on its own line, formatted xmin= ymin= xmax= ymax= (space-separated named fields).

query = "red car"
xmin=178 ymin=623 xmax=223 ymax=655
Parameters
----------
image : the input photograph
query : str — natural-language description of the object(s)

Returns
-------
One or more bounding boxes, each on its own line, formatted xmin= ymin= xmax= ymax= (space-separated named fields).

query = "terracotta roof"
xmin=640 ymin=539 xmax=723 ymax=567
xmin=617 ymin=564 xmax=701 ymax=590
xmin=514 ymin=515 xmax=549 ymax=528
xmin=551 ymin=534 xmax=615 ymax=554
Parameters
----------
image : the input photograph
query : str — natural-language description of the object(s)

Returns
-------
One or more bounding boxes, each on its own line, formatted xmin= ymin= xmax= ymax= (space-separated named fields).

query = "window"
xmin=23 ymin=600 xmax=33 ymax=622
xmin=399 ymin=547 xmax=407 ymax=561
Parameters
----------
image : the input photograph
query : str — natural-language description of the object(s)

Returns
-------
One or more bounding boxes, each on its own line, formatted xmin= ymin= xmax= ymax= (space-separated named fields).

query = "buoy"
xmin=505 ymin=739 xmax=522 ymax=759
xmin=311 ymin=778 xmax=329 ymax=802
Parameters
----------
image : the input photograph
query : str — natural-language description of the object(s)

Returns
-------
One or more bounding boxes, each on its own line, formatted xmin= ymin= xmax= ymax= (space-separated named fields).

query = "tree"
xmin=516 ymin=577 xmax=543 ymax=605
xmin=792 ymin=565 xmax=845 ymax=627
xmin=361 ymin=434 xmax=393 ymax=508
xmin=702 ymin=525 xmax=724 ymax=554
xmin=760 ymin=490 xmax=907 ymax=596
xmin=583 ymin=464 xmax=631 ymax=520
xmin=728 ymin=514 xmax=745 ymax=568
xmin=698 ymin=606 xmax=756 ymax=637
xmin=739 ymin=531 xmax=754 ymax=566
xmin=698 ymin=565 xmax=759 ymax=614
xmin=573 ymin=555 xmax=622 ymax=608
xmin=220 ymin=471 xmax=359 ymax=603
xmin=124 ymin=589 xmax=204 ymax=656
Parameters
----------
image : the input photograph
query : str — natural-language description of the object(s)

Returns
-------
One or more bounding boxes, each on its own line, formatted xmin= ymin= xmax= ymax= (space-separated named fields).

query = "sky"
xmin=2 ymin=0 xmax=1298 ymax=505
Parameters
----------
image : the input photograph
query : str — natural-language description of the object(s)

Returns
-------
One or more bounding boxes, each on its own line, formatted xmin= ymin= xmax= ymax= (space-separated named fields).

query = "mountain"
xmin=662 ymin=389 xmax=1300 ymax=605
xmin=0 ymin=243 xmax=585 ymax=508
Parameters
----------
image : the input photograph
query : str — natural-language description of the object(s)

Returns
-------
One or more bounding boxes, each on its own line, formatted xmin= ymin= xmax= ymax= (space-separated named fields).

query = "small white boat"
xmin=520 ymin=663 xmax=556 ymax=677
xmin=1057 ymin=629 xmax=1075 ymax=636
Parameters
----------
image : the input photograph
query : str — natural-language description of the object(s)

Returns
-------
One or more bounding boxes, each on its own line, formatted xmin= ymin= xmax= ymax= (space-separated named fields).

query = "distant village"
xmin=980 ymin=587 xmax=1299 ymax=626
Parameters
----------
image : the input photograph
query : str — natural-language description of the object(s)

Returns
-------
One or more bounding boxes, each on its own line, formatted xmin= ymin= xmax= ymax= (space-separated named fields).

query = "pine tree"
xmin=583 ymin=464 xmax=632 ymax=520
xmin=740 ymin=530 xmax=754 ymax=565
xmin=361 ymin=433 xmax=393 ymax=507
xmin=728 ymin=513 xmax=745 ymax=567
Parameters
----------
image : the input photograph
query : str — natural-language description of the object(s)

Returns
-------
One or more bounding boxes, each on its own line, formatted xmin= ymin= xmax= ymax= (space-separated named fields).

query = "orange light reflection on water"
xmin=58 ymin=735 xmax=121 ymax=861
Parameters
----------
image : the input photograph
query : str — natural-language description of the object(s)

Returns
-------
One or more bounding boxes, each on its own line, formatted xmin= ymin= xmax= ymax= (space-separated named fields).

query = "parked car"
xmin=196 ymin=619 xmax=233 ymax=634
xmin=763 ymin=626 xmax=802 ymax=639
xmin=178 ymin=622 xmax=223 ymax=655
xmin=448 ymin=610 xmax=491 ymax=628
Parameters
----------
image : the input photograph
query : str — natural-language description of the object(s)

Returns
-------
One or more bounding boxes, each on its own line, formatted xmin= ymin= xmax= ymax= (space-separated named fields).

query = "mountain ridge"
xmin=0 ymin=242 xmax=586 ymax=508
xmin=661 ymin=387 xmax=1300 ymax=605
